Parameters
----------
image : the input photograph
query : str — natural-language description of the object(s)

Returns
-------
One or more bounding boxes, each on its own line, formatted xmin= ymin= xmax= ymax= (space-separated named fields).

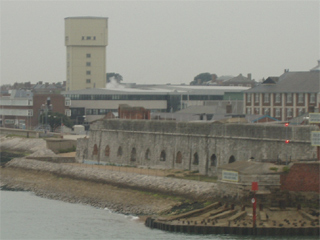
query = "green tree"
xmin=106 ymin=73 xmax=123 ymax=83
xmin=190 ymin=72 xmax=213 ymax=85
xmin=45 ymin=112 xmax=74 ymax=131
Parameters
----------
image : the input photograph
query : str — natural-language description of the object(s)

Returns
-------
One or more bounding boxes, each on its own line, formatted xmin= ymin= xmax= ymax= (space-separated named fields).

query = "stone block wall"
xmin=76 ymin=120 xmax=318 ymax=176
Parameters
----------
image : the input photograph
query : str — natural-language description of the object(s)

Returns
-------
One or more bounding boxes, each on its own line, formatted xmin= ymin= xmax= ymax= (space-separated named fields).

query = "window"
xmin=117 ymin=147 xmax=122 ymax=156
xmin=160 ymin=150 xmax=166 ymax=161
xmin=28 ymin=110 xmax=33 ymax=116
xmin=86 ymin=53 xmax=91 ymax=58
xmin=264 ymin=94 xmax=269 ymax=103
xmin=275 ymin=93 xmax=281 ymax=103
xmin=86 ymin=71 xmax=91 ymax=75
xmin=65 ymin=109 xmax=71 ymax=117
xmin=255 ymin=94 xmax=259 ymax=103
xmin=130 ymin=148 xmax=137 ymax=161
xmin=93 ymin=36 xmax=96 ymax=40
xmin=287 ymin=108 xmax=292 ymax=118
xmin=86 ymin=62 xmax=91 ymax=67
xmin=86 ymin=36 xmax=91 ymax=40
xmin=210 ymin=154 xmax=217 ymax=167
xmin=65 ymin=98 xmax=71 ymax=106
xmin=298 ymin=108 xmax=305 ymax=116
xmin=298 ymin=93 xmax=304 ymax=103
xmin=193 ymin=152 xmax=199 ymax=165
xmin=86 ymin=79 xmax=91 ymax=83
xmin=310 ymin=93 xmax=316 ymax=103
xmin=229 ymin=155 xmax=236 ymax=164
xmin=247 ymin=108 xmax=251 ymax=114
xmin=82 ymin=36 xmax=84 ymax=40
xmin=246 ymin=94 xmax=251 ymax=103
xmin=105 ymin=145 xmax=110 ymax=157
xmin=264 ymin=108 xmax=270 ymax=115
xmin=275 ymin=109 xmax=281 ymax=118
xmin=286 ymin=93 xmax=292 ymax=103
xmin=254 ymin=108 xmax=260 ymax=114
xmin=176 ymin=151 xmax=182 ymax=164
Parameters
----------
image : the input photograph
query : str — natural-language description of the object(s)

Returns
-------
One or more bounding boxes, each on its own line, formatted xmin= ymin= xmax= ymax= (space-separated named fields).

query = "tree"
xmin=190 ymin=72 xmax=213 ymax=85
xmin=45 ymin=112 xmax=74 ymax=131
xmin=106 ymin=73 xmax=123 ymax=83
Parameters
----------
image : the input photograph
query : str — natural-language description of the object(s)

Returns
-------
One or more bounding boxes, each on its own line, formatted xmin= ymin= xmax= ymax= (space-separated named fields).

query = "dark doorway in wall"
xmin=117 ymin=146 xmax=122 ymax=156
xmin=160 ymin=150 xmax=166 ymax=161
xmin=176 ymin=151 xmax=182 ymax=164
xmin=145 ymin=149 xmax=150 ymax=160
xmin=193 ymin=152 xmax=199 ymax=165
xmin=131 ymin=148 xmax=137 ymax=161
xmin=93 ymin=144 xmax=98 ymax=155
xmin=105 ymin=145 xmax=110 ymax=156
xmin=229 ymin=155 xmax=236 ymax=164
xmin=210 ymin=154 xmax=217 ymax=166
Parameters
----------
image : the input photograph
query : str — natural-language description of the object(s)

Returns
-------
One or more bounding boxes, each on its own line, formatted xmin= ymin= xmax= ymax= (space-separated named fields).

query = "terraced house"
xmin=244 ymin=61 xmax=320 ymax=122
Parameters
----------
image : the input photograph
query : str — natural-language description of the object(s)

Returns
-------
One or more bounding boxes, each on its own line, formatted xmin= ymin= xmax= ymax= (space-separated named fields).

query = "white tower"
xmin=65 ymin=17 xmax=108 ymax=91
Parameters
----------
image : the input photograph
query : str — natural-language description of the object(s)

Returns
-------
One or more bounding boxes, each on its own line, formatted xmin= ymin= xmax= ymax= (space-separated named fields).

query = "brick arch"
xmin=193 ymin=152 xmax=199 ymax=165
xmin=131 ymin=148 xmax=136 ymax=161
xmin=176 ymin=151 xmax=182 ymax=164
xmin=160 ymin=150 xmax=166 ymax=161
xmin=210 ymin=154 xmax=217 ymax=166
xmin=105 ymin=145 xmax=110 ymax=156
xmin=229 ymin=155 xmax=236 ymax=164
xmin=93 ymin=144 xmax=98 ymax=155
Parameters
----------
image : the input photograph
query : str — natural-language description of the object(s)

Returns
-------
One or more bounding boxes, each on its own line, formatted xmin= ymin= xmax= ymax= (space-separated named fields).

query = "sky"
xmin=1 ymin=0 xmax=319 ymax=86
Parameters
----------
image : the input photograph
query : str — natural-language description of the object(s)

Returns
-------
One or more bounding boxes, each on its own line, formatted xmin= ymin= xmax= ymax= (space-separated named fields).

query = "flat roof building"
xmin=65 ymin=17 xmax=108 ymax=91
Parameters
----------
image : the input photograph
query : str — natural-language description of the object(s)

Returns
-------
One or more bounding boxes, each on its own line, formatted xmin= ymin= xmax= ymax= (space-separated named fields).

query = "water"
xmin=0 ymin=190 xmax=317 ymax=240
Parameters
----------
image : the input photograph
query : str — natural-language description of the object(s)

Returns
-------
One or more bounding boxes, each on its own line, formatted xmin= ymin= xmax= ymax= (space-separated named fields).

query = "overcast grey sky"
xmin=1 ymin=0 xmax=319 ymax=86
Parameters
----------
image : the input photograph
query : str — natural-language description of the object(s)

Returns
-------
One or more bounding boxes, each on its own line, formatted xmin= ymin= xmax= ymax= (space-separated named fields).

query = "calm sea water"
xmin=0 ymin=190 xmax=317 ymax=240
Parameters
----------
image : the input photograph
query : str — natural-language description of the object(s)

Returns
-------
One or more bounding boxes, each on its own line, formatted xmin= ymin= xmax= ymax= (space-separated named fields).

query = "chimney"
xmin=247 ymin=73 xmax=252 ymax=80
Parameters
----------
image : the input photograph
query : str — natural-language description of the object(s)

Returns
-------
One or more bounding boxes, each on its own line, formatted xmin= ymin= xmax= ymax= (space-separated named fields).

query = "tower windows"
xmin=86 ymin=53 xmax=91 ymax=58
xmin=86 ymin=62 xmax=91 ymax=67
xmin=86 ymin=71 xmax=91 ymax=75
xmin=86 ymin=79 xmax=91 ymax=83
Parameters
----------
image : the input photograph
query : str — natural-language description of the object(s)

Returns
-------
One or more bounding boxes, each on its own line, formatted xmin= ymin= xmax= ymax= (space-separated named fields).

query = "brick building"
xmin=244 ymin=69 xmax=320 ymax=122
xmin=0 ymin=90 xmax=71 ymax=129
xmin=118 ymin=104 xmax=150 ymax=120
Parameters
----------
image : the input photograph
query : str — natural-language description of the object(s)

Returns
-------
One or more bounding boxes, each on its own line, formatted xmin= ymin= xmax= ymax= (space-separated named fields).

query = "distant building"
xmin=221 ymin=73 xmax=256 ymax=87
xmin=65 ymin=17 xmax=108 ymax=91
xmin=62 ymin=84 xmax=249 ymax=122
xmin=0 ymin=90 xmax=71 ymax=129
xmin=118 ymin=104 xmax=150 ymax=120
xmin=244 ymin=65 xmax=320 ymax=122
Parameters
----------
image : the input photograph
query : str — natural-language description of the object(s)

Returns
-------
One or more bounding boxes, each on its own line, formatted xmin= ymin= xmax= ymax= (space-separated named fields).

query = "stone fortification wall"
xmin=77 ymin=120 xmax=317 ymax=176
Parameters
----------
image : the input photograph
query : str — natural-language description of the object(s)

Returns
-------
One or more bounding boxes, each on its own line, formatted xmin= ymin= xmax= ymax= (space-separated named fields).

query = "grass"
xmin=269 ymin=167 xmax=278 ymax=172
xmin=282 ymin=166 xmax=290 ymax=173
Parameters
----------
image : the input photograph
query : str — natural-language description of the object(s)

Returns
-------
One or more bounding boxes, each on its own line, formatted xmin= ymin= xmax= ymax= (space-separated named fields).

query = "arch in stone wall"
xmin=176 ymin=151 xmax=182 ymax=164
xmin=210 ymin=154 xmax=217 ymax=166
xmin=93 ymin=144 xmax=98 ymax=155
xmin=131 ymin=148 xmax=137 ymax=161
xmin=117 ymin=146 xmax=122 ymax=156
xmin=145 ymin=148 xmax=151 ymax=160
xmin=193 ymin=152 xmax=199 ymax=165
xmin=82 ymin=148 xmax=88 ymax=163
xmin=229 ymin=155 xmax=236 ymax=164
xmin=160 ymin=150 xmax=166 ymax=161
xmin=105 ymin=145 xmax=110 ymax=157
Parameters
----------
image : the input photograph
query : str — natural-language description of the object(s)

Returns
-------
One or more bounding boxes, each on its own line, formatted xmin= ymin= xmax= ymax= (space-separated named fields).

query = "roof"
xmin=244 ymin=71 xmax=320 ymax=93
xmin=177 ymin=105 xmax=225 ymax=114
xmin=223 ymin=74 xmax=255 ymax=84
xmin=62 ymin=84 xmax=250 ymax=96
xmin=65 ymin=16 xmax=108 ymax=20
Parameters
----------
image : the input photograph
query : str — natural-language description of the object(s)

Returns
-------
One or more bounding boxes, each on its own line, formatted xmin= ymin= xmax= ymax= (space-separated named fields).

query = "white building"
xmin=65 ymin=17 xmax=108 ymax=91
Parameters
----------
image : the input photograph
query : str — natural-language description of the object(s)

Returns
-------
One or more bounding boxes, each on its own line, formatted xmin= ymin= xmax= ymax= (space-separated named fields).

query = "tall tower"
xmin=65 ymin=17 xmax=108 ymax=91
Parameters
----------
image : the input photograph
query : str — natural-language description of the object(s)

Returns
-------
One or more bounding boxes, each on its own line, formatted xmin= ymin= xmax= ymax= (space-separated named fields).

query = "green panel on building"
xmin=223 ymin=92 xmax=244 ymax=100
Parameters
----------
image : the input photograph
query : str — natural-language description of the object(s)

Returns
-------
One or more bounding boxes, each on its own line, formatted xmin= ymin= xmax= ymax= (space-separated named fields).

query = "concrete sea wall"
xmin=76 ymin=120 xmax=317 ymax=176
